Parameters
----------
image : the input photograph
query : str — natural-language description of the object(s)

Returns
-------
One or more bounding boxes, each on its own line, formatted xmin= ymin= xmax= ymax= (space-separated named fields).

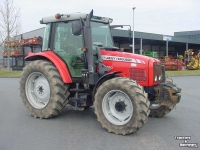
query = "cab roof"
xmin=40 ymin=12 xmax=112 ymax=24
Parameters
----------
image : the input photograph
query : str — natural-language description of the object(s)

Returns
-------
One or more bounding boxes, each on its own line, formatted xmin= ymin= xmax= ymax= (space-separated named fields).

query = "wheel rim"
xmin=102 ymin=90 xmax=133 ymax=125
xmin=25 ymin=72 xmax=50 ymax=109
xmin=149 ymin=101 xmax=161 ymax=109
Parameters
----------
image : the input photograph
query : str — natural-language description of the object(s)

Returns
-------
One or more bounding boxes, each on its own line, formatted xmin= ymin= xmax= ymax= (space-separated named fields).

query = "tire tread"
xmin=20 ymin=60 xmax=69 ymax=119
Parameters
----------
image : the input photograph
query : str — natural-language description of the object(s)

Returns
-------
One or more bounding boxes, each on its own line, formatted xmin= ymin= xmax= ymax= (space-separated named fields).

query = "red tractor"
xmin=20 ymin=10 xmax=181 ymax=135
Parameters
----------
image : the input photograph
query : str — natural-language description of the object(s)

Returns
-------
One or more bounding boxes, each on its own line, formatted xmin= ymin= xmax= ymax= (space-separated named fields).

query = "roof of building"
xmin=112 ymin=29 xmax=200 ymax=45
xmin=174 ymin=30 xmax=200 ymax=41
xmin=174 ymin=30 xmax=200 ymax=36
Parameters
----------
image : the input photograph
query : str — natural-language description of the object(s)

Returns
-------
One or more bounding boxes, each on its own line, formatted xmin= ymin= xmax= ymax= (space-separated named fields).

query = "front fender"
xmin=92 ymin=71 xmax=121 ymax=101
xmin=25 ymin=51 xmax=72 ymax=83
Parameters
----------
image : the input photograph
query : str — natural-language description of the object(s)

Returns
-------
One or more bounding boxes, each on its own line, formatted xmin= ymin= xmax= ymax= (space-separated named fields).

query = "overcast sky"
xmin=2 ymin=0 xmax=200 ymax=36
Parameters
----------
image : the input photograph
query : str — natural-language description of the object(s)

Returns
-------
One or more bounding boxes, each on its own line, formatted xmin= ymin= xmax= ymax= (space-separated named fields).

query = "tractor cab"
xmin=41 ymin=11 xmax=115 ymax=79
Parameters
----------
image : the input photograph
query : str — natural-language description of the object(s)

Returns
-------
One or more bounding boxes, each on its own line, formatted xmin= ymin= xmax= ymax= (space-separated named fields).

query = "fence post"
xmin=177 ymin=59 xmax=178 ymax=71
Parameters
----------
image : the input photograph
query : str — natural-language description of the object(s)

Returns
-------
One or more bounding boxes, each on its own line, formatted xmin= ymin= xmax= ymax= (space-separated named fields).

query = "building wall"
xmin=21 ymin=27 xmax=45 ymax=39
xmin=176 ymin=35 xmax=200 ymax=40
xmin=2 ymin=28 xmax=200 ymax=60
xmin=117 ymin=42 xmax=176 ymax=57
xmin=174 ymin=30 xmax=200 ymax=40
xmin=21 ymin=27 xmax=45 ymax=55
xmin=0 ymin=28 xmax=45 ymax=60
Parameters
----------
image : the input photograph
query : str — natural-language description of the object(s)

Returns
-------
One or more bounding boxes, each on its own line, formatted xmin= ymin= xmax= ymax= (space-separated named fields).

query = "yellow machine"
xmin=184 ymin=49 xmax=200 ymax=70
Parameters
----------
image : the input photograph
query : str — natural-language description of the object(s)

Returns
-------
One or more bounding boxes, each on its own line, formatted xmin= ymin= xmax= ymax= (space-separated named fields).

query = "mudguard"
xmin=92 ymin=71 xmax=121 ymax=100
xmin=25 ymin=51 xmax=72 ymax=83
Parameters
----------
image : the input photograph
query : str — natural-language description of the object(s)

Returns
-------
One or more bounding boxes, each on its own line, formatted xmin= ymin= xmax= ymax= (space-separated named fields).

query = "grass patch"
xmin=0 ymin=70 xmax=21 ymax=77
xmin=166 ymin=69 xmax=200 ymax=76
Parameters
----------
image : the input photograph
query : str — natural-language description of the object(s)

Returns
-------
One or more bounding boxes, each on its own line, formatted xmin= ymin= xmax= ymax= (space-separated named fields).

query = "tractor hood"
xmin=100 ymin=50 xmax=161 ymax=86
xmin=100 ymin=50 xmax=159 ymax=65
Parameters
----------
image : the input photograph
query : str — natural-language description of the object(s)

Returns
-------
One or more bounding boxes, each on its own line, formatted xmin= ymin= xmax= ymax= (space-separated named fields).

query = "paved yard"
xmin=0 ymin=76 xmax=199 ymax=150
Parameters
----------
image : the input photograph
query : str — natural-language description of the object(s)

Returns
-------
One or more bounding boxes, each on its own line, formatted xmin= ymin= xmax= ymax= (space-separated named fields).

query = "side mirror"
xmin=72 ymin=20 xmax=82 ymax=36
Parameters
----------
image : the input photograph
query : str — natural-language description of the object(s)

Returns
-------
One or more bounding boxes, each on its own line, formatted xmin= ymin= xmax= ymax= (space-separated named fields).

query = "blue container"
xmin=3 ymin=58 xmax=12 ymax=67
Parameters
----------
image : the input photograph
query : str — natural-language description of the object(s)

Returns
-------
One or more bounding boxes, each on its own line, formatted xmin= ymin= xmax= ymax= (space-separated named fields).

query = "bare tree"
xmin=0 ymin=0 xmax=21 ymax=71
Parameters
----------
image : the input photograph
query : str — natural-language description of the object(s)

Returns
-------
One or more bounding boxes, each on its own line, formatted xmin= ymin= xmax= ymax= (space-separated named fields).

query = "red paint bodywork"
xmin=100 ymin=50 xmax=161 ymax=87
xmin=25 ymin=49 xmax=161 ymax=87
xmin=25 ymin=51 xmax=72 ymax=83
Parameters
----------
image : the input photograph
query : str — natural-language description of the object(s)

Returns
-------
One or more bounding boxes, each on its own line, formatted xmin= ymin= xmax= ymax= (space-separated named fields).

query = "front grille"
xmin=130 ymin=68 xmax=146 ymax=81
xmin=153 ymin=62 xmax=162 ymax=76
xmin=153 ymin=62 xmax=162 ymax=83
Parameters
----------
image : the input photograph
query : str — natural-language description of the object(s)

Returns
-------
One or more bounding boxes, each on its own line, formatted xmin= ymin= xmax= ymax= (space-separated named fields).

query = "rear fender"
xmin=25 ymin=51 xmax=72 ymax=83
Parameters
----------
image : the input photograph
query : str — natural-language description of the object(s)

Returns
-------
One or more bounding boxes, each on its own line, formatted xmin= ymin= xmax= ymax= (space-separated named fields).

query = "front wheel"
xmin=94 ymin=77 xmax=150 ymax=135
xmin=149 ymin=104 xmax=175 ymax=117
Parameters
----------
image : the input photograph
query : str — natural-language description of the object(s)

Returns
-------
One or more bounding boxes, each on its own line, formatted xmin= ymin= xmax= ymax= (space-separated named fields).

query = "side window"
xmin=54 ymin=22 xmax=83 ymax=56
xmin=42 ymin=24 xmax=51 ymax=51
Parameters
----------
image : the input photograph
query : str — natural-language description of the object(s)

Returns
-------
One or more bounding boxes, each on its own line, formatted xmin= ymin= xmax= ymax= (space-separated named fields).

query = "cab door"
xmin=53 ymin=22 xmax=84 ymax=77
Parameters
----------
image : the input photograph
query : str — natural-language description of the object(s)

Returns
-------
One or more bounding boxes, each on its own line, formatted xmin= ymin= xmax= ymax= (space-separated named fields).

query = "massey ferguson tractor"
xmin=20 ymin=10 xmax=181 ymax=135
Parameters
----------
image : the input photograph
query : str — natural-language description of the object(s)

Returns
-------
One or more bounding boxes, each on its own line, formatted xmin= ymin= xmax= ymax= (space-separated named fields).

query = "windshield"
xmin=91 ymin=22 xmax=114 ymax=47
xmin=42 ymin=24 xmax=51 ymax=51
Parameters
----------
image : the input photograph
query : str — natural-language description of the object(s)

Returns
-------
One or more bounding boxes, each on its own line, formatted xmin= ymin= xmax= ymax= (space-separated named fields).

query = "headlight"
xmin=154 ymin=76 xmax=158 ymax=82
xmin=158 ymin=75 xmax=162 ymax=80
xmin=153 ymin=62 xmax=162 ymax=83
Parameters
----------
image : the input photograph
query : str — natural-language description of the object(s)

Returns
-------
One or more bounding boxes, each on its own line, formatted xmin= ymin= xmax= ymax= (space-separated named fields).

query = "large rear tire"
xmin=20 ymin=60 xmax=69 ymax=118
xmin=149 ymin=75 xmax=177 ymax=117
xmin=94 ymin=77 xmax=150 ymax=135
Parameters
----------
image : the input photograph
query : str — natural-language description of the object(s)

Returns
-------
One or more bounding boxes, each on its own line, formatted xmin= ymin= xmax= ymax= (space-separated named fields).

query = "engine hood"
xmin=100 ymin=50 xmax=159 ymax=65
xmin=99 ymin=50 xmax=162 ymax=87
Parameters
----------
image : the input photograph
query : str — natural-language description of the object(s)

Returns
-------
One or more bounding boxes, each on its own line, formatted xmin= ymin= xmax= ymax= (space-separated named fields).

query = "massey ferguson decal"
xmin=102 ymin=55 xmax=145 ymax=64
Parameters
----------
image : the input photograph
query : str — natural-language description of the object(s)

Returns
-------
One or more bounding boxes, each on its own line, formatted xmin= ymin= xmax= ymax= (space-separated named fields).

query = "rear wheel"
xmin=149 ymin=75 xmax=176 ymax=117
xmin=20 ymin=60 xmax=69 ymax=118
xmin=94 ymin=77 xmax=150 ymax=135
